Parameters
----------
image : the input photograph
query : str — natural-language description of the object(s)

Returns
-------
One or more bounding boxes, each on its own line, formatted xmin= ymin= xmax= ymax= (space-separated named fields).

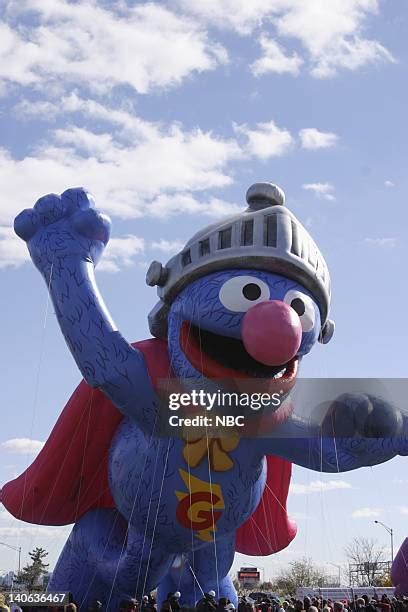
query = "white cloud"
xmin=174 ymin=0 xmax=273 ymax=35
xmin=204 ymin=197 xmax=242 ymax=216
xmin=14 ymin=98 xmax=59 ymax=121
xmin=176 ymin=0 xmax=394 ymax=78
xmin=273 ymin=1 xmax=395 ymax=78
xmin=302 ymin=182 xmax=336 ymax=201
xmin=251 ymin=36 xmax=303 ymax=76
xmin=147 ymin=194 xmax=241 ymax=218
xmin=311 ymin=38 xmax=394 ymax=79
xmin=234 ymin=120 xmax=293 ymax=159
xmin=1 ymin=92 xmax=331 ymax=271
xmin=0 ymin=22 xmax=40 ymax=88
xmin=1 ymin=87 xmax=283 ymax=270
xmin=14 ymin=92 xmax=156 ymax=140
xmin=299 ymin=128 xmax=339 ymax=150
xmin=0 ymin=105 xmax=242 ymax=229
xmin=352 ymin=506 xmax=382 ymax=518
xmin=11 ymin=93 xmax=243 ymax=195
xmin=98 ymin=235 xmax=145 ymax=273
xmin=53 ymin=127 xmax=115 ymax=159
xmin=398 ymin=506 xmax=408 ymax=515
xmin=364 ymin=237 xmax=397 ymax=247
xmin=0 ymin=226 xmax=29 ymax=269
xmin=290 ymin=480 xmax=352 ymax=494
xmin=150 ymin=239 xmax=185 ymax=254
xmin=384 ymin=180 xmax=395 ymax=188
xmin=1 ymin=438 xmax=44 ymax=454
xmin=1 ymin=1 xmax=227 ymax=94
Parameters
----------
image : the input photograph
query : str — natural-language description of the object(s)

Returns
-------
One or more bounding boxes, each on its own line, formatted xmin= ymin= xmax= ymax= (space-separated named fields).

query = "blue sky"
xmin=0 ymin=0 xmax=407 ymax=583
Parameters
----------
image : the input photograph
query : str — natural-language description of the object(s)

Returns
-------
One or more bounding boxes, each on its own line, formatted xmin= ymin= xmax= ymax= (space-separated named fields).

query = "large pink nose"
xmin=242 ymin=300 xmax=302 ymax=366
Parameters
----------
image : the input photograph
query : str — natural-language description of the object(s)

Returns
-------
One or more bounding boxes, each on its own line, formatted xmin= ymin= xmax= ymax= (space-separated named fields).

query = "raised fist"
xmin=14 ymin=187 xmax=111 ymax=280
xmin=321 ymin=392 xmax=404 ymax=438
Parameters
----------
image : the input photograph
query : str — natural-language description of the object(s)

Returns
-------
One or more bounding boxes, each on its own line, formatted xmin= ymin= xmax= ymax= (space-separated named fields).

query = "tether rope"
xmin=129 ymin=320 xmax=178 ymax=604
xmin=141 ymin=437 xmax=172 ymax=598
xmin=102 ymin=413 xmax=159 ymax=609
xmin=15 ymin=258 xmax=55 ymax=577
xmin=184 ymin=310 xmax=198 ymax=602
xmin=185 ymin=559 xmax=205 ymax=597
xmin=197 ymin=299 xmax=221 ymax=599
xmin=134 ymin=437 xmax=163 ymax=598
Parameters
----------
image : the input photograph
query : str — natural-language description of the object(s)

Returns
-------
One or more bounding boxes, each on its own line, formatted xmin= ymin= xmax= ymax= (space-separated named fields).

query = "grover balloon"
xmin=2 ymin=183 xmax=407 ymax=610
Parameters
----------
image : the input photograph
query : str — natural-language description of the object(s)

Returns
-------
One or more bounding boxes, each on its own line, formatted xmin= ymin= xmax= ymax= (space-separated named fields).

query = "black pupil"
xmin=243 ymin=283 xmax=262 ymax=301
xmin=291 ymin=297 xmax=305 ymax=316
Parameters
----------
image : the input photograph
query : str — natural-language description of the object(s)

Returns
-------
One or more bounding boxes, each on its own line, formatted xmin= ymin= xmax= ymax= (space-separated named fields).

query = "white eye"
xmin=283 ymin=289 xmax=315 ymax=332
xmin=219 ymin=275 xmax=270 ymax=312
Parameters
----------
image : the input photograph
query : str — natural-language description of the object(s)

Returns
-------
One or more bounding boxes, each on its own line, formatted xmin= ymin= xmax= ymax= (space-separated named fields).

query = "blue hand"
xmin=320 ymin=392 xmax=404 ymax=438
xmin=264 ymin=393 xmax=408 ymax=472
xmin=14 ymin=188 xmax=111 ymax=280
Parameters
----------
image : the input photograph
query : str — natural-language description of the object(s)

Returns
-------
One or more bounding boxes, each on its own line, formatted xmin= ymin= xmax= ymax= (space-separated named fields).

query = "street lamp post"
xmin=0 ymin=542 xmax=22 ymax=574
xmin=374 ymin=520 xmax=394 ymax=565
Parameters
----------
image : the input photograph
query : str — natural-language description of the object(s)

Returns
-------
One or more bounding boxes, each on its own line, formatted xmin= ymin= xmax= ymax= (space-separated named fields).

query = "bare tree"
xmin=344 ymin=537 xmax=386 ymax=586
xmin=271 ymin=557 xmax=330 ymax=595
xmin=259 ymin=582 xmax=274 ymax=591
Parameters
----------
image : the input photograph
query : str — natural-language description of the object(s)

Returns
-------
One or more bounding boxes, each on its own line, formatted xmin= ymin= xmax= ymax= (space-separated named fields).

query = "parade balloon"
xmin=392 ymin=538 xmax=408 ymax=596
xmin=2 ymin=183 xmax=407 ymax=610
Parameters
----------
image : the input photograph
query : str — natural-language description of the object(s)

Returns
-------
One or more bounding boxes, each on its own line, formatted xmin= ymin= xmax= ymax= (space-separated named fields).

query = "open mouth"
xmin=180 ymin=321 xmax=298 ymax=384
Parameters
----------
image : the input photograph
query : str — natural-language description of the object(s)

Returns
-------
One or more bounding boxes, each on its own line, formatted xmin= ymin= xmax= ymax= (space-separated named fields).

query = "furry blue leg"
xmin=50 ymin=508 xmax=176 ymax=609
xmin=49 ymin=508 xmax=131 ymax=610
xmin=157 ymin=535 xmax=237 ymax=608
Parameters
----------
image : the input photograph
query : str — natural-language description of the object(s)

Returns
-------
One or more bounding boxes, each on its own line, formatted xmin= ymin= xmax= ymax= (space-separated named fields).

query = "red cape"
xmin=1 ymin=338 xmax=296 ymax=555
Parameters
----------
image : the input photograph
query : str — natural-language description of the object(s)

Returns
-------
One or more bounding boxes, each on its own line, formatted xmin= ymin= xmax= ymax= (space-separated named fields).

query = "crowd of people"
xmin=1 ymin=590 xmax=408 ymax=612
xmin=235 ymin=594 xmax=408 ymax=612
xmin=68 ymin=591 xmax=408 ymax=612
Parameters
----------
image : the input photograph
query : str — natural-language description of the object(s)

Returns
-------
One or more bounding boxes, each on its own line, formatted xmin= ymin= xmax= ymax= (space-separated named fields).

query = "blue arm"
xmin=14 ymin=188 xmax=158 ymax=430
xmin=260 ymin=395 xmax=408 ymax=472
xmin=265 ymin=426 xmax=407 ymax=473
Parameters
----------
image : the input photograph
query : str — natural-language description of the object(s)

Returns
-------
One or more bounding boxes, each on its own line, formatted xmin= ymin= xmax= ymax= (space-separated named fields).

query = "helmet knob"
xmin=246 ymin=182 xmax=285 ymax=211
xmin=146 ymin=261 xmax=168 ymax=287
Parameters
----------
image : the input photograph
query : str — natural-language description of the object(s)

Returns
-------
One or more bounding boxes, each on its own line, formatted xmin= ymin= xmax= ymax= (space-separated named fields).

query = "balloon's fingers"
xmin=61 ymin=188 xmax=96 ymax=214
xmin=71 ymin=209 xmax=111 ymax=245
xmin=33 ymin=193 xmax=66 ymax=226
xmin=14 ymin=208 xmax=40 ymax=241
